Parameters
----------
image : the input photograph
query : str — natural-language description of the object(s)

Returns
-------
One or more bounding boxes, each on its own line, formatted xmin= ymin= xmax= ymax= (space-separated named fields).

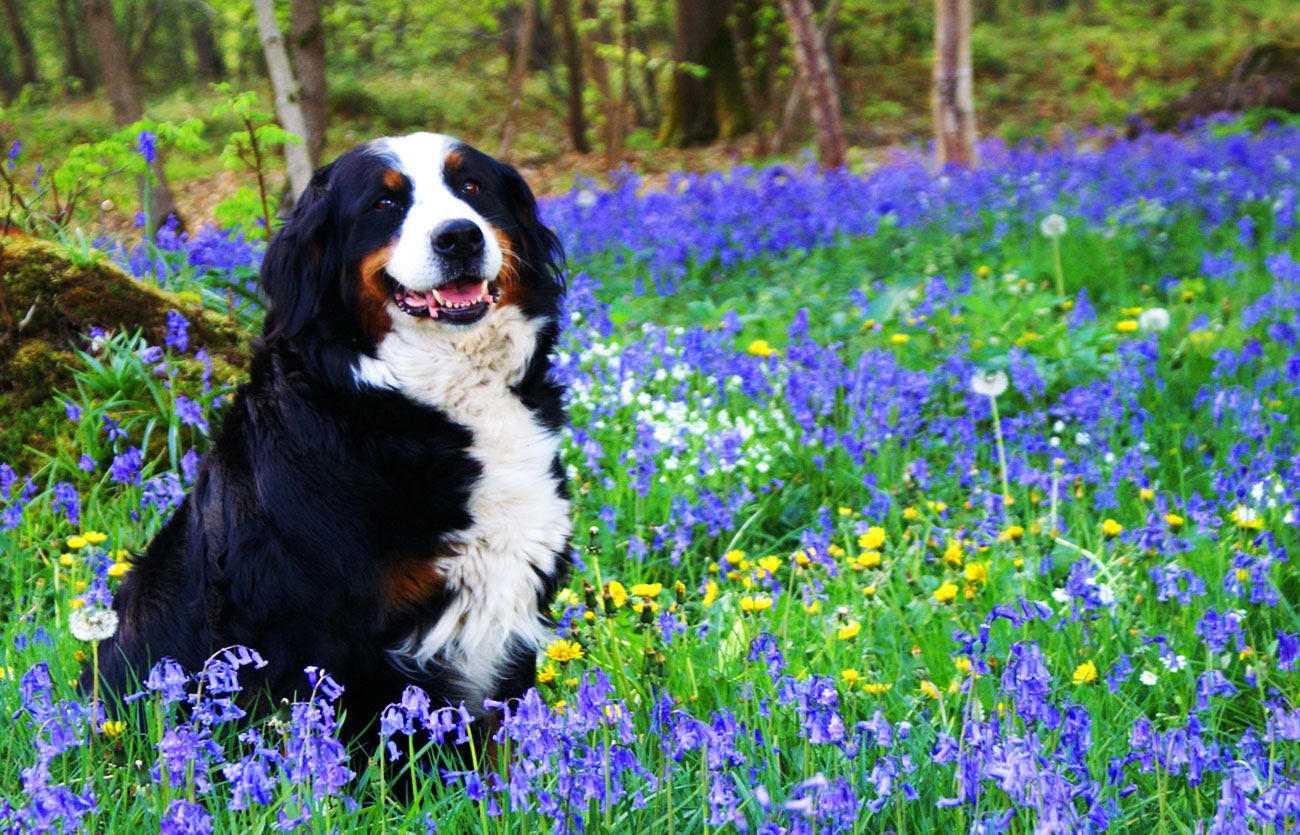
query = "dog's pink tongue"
xmin=436 ymin=281 xmax=484 ymax=305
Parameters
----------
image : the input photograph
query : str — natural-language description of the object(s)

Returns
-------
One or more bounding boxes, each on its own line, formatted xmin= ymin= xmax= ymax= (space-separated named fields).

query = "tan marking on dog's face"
xmin=357 ymin=242 xmax=396 ymax=340
xmin=382 ymin=169 xmax=406 ymax=191
xmin=491 ymin=225 xmax=528 ymax=309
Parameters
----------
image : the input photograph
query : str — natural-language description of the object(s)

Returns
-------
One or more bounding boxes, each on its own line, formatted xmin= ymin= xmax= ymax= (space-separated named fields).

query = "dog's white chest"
xmin=354 ymin=307 xmax=571 ymax=708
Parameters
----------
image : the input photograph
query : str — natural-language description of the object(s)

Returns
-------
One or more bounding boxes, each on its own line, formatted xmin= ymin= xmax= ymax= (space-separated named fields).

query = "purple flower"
xmin=110 ymin=447 xmax=144 ymax=485
xmin=165 ymin=309 xmax=190 ymax=352
xmin=175 ymin=395 xmax=210 ymax=433
xmin=136 ymin=130 xmax=157 ymax=164
xmin=160 ymin=799 xmax=213 ymax=835
xmin=53 ymin=482 xmax=80 ymax=524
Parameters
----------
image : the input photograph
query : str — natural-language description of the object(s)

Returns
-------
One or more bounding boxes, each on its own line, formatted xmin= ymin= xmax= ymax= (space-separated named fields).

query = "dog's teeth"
xmin=479 ymin=280 xmax=489 ymax=301
xmin=431 ymin=289 xmax=445 ymax=306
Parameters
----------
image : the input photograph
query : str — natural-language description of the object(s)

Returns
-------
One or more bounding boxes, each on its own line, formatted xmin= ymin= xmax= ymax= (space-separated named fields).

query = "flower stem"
xmin=1052 ymin=236 xmax=1065 ymax=298
xmin=988 ymin=394 xmax=1012 ymax=509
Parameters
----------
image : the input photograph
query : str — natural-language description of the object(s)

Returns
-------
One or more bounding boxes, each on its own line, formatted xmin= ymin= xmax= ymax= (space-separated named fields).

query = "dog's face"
xmin=260 ymin=132 xmax=563 ymax=346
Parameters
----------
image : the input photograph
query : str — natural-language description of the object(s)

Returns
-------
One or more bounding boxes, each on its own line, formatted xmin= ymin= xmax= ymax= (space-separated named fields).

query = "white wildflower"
xmin=1139 ymin=670 xmax=1158 ymax=686
xmin=575 ymin=189 xmax=598 ymax=209
xmin=69 ymin=607 xmax=118 ymax=642
xmin=1040 ymin=213 xmax=1068 ymax=238
xmin=1138 ymin=307 xmax=1170 ymax=332
xmin=970 ymin=369 xmax=1009 ymax=398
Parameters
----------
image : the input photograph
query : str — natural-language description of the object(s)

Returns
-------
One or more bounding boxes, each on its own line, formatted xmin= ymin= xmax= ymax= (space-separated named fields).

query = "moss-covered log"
xmin=0 ymin=236 xmax=250 ymax=471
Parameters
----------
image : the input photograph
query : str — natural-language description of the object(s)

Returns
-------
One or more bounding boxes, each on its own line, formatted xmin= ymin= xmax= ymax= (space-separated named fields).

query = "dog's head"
xmin=260 ymin=133 xmax=564 ymax=347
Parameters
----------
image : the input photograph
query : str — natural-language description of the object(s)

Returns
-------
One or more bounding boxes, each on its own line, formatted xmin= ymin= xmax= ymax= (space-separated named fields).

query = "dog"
xmin=88 ymin=133 xmax=572 ymax=740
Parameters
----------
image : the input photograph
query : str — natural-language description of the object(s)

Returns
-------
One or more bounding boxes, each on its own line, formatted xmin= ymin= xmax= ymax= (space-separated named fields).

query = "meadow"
xmin=0 ymin=115 xmax=1298 ymax=833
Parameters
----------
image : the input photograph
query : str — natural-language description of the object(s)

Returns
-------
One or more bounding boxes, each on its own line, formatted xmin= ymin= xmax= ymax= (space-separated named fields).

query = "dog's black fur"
xmin=85 ymin=139 xmax=569 ymax=739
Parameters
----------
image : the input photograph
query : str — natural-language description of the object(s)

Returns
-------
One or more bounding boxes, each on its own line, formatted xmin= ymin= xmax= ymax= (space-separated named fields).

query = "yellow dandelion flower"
xmin=583 ymin=610 xmax=595 ymax=621
xmin=858 ymin=526 xmax=886 ymax=551
xmin=1235 ymin=568 xmax=1250 ymax=583
xmin=724 ymin=549 xmax=745 ymax=565
xmin=83 ymin=531 xmax=108 ymax=544
xmin=702 ymin=581 xmax=719 ymax=608
xmin=674 ymin=580 xmax=686 ymax=595
xmin=919 ymin=680 xmax=941 ymax=700
xmin=107 ymin=561 xmax=131 ymax=578
xmin=1166 ymin=513 xmax=1184 ymax=530
xmin=934 ymin=581 xmax=959 ymax=603
xmin=59 ymin=554 xmax=75 ymax=567
xmin=943 ymin=540 xmax=963 ymax=566
xmin=556 ymin=588 xmax=580 ymax=606
xmin=630 ymin=582 xmax=663 ymax=598
xmin=607 ymin=581 xmax=628 ymax=608
xmin=100 ymin=720 xmax=126 ymax=738
xmin=837 ymin=621 xmax=862 ymax=641
xmin=954 ymin=657 xmax=972 ymax=674
xmin=862 ymin=585 xmax=876 ymax=597
xmin=794 ymin=550 xmax=811 ymax=568
xmin=758 ymin=555 xmax=781 ymax=574
xmin=977 ymin=265 xmax=991 ymax=277
xmin=1001 ymin=525 xmax=1025 ymax=542
xmin=632 ymin=600 xmax=660 ymax=614
xmin=537 ymin=664 xmax=558 ymax=684
xmin=803 ymin=601 xmax=821 ymax=614
xmin=855 ymin=551 xmax=881 ymax=569
xmin=1072 ymin=661 xmax=1098 ymax=686
xmin=1116 ymin=320 xmax=1139 ymax=333
xmin=837 ymin=507 xmax=854 ymax=516
xmin=862 ymin=682 xmax=892 ymax=695
xmin=65 ymin=536 xmax=88 ymax=550
xmin=739 ymin=595 xmax=773 ymax=613
xmin=552 ymin=700 xmax=567 ymax=714
xmin=964 ymin=561 xmax=988 ymax=585
xmin=826 ymin=544 xmax=845 ymax=559
xmin=1102 ymin=519 xmax=1123 ymax=538
xmin=546 ymin=639 xmax=584 ymax=664
xmin=890 ymin=333 xmax=910 ymax=344
xmin=902 ymin=507 xmax=919 ymax=521
xmin=1139 ymin=488 xmax=1155 ymax=502
xmin=840 ymin=669 xmax=861 ymax=687
xmin=746 ymin=339 xmax=777 ymax=358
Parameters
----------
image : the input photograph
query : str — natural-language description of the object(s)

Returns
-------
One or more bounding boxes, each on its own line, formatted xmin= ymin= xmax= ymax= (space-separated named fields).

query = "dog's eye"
xmin=460 ymin=180 xmax=480 ymax=196
xmin=374 ymin=197 xmax=397 ymax=211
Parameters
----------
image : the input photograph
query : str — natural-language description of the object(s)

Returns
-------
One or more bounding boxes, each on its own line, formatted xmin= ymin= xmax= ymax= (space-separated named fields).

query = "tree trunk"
xmin=189 ymin=1 xmax=226 ymax=83
xmin=933 ymin=0 xmax=977 ymax=168
xmin=498 ymin=0 xmax=537 ymax=158
xmin=289 ymin=0 xmax=327 ymax=167
xmin=252 ymin=0 xmax=314 ymax=199
xmin=553 ymin=0 xmax=589 ymax=153
xmin=779 ymin=0 xmax=846 ymax=168
xmin=1 ymin=0 xmax=40 ymax=86
xmin=0 ymin=54 xmax=18 ymax=101
xmin=80 ymin=0 xmax=184 ymax=231
xmin=659 ymin=0 xmax=750 ymax=148
xmin=56 ymin=0 xmax=95 ymax=91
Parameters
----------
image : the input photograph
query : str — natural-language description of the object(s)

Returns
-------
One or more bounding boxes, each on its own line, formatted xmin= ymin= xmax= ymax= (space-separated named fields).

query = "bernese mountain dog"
xmin=87 ymin=133 xmax=572 ymax=739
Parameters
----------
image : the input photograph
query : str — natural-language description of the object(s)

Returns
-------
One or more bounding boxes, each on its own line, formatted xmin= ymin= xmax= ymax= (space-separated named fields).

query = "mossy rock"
xmin=0 ymin=237 xmax=253 ymax=471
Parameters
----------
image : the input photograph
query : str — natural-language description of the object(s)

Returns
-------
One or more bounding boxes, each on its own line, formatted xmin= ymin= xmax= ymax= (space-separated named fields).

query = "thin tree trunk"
xmin=80 ymin=0 xmax=184 ymax=231
xmin=933 ymin=0 xmax=977 ymax=167
xmin=498 ymin=0 xmax=537 ymax=158
xmin=728 ymin=7 xmax=768 ymax=156
xmin=608 ymin=0 xmax=632 ymax=165
xmin=189 ymin=1 xmax=225 ymax=83
xmin=778 ymin=0 xmax=846 ymax=168
xmin=252 ymin=0 xmax=314 ymax=199
xmin=580 ymin=0 xmax=615 ymax=156
xmin=289 ymin=0 xmax=327 ymax=167
xmin=56 ymin=0 xmax=95 ymax=91
xmin=1 ymin=0 xmax=40 ymax=86
xmin=553 ymin=0 xmax=589 ymax=153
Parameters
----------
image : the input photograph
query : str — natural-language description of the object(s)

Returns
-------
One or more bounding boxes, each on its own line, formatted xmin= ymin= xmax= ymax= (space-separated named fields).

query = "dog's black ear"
xmin=261 ymin=163 xmax=337 ymax=341
xmin=496 ymin=161 xmax=565 ymax=290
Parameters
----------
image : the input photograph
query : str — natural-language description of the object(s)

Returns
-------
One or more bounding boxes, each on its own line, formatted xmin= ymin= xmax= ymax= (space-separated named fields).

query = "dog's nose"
xmin=432 ymin=220 xmax=485 ymax=260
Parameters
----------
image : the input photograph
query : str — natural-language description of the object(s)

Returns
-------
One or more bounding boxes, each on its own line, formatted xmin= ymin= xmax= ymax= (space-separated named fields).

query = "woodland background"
xmin=3 ymin=0 xmax=1300 ymax=231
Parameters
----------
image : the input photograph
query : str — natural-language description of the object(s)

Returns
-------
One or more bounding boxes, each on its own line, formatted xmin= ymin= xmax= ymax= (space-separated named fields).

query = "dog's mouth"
xmin=389 ymin=275 xmax=500 ymax=324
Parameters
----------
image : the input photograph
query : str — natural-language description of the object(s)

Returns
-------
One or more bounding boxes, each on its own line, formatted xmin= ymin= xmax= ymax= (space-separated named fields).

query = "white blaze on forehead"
xmin=381 ymin=132 xmax=504 ymax=292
